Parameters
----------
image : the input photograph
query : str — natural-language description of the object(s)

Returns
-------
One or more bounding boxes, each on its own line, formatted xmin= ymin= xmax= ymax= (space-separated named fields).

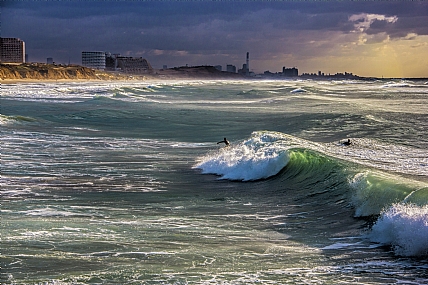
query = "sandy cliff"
xmin=1 ymin=63 xmax=243 ymax=82
xmin=0 ymin=63 xmax=132 ymax=81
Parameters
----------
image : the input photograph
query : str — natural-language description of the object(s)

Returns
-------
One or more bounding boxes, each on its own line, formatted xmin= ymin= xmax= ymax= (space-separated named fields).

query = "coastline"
xmin=2 ymin=63 xmax=427 ymax=84
xmin=0 ymin=63 xmax=244 ymax=84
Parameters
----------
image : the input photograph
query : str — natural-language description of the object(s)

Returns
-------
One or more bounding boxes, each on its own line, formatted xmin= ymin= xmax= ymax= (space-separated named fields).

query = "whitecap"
xmin=322 ymin=242 xmax=363 ymax=250
xmin=193 ymin=133 xmax=291 ymax=181
xmin=381 ymin=82 xmax=411 ymax=88
xmin=290 ymin=88 xmax=307 ymax=93
xmin=368 ymin=203 xmax=428 ymax=257
xmin=21 ymin=208 xmax=87 ymax=217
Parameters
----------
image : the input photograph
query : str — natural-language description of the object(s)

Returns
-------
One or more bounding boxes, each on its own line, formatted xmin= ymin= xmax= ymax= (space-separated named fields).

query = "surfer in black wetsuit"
xmin=343 ymin=139 xmax=352 ymax=146
xmin=217 ymin=137 xmax=230 ymax=146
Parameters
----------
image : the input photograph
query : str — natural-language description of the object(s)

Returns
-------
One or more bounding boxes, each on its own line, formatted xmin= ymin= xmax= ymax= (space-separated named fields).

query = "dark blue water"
xmin=1 ymin=80 xmax=427 ymax=284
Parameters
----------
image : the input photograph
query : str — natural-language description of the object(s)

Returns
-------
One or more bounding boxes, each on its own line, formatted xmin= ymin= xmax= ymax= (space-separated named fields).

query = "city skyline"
xmin=2 ymin=1 xmax=428 ymax=78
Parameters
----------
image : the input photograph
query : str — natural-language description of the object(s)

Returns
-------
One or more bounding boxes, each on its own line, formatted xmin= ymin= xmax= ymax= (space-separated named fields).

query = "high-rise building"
xmin=82 ymin=51 xmax=106 ymax=70
xmin=238 ymin=63 xmax=249 ymax=75
xmin=282 ymin=67 xmax=298 ymax=77
xmin=47 ymin=57 xmax=53 ymax=64
xmin=116 ymin=56 xmax=152 ymax=74
xmin=238 ymin=52 xmax=250 ymax=76
xmin=105 ymin=53 xmax=118 ymax=71
xmin=226 ymin=64 xmax=236 ymax=73
xmin=1 ymin=37 xmax=25 ymax=63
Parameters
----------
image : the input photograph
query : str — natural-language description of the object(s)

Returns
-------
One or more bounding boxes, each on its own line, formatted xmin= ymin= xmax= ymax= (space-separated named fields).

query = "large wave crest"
xmin=193 ymin=132 xmax=292 ymax=181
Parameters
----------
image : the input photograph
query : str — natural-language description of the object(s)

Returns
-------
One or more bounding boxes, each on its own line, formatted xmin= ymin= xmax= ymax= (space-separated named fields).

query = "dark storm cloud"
xmin=2 ymin=0 xmax=427 ymax=69
xmin=364 ymin=15 xmax=428 ymax=39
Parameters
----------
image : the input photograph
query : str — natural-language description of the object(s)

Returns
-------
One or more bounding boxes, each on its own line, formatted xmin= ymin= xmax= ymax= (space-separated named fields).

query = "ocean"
xmin=1 ymin=79 xmax=427 ymax=284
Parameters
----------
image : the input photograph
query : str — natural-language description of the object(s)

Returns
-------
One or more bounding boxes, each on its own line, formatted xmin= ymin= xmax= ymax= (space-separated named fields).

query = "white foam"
xmin=325 ymin=138 xmax=428 ymax=177
xmin=170 ymin=142 xmax=211 ymax=148
xmin=194 ymin=133 xmax=290 ymax=181
xmin=290 ymin=88 xmax=307 ymax=93
xmin=322 ymin=242 xmax=363 ymax=250
xmin=381 ymin=82 xmax=411 ymax=88
xmin=368 ymin=203 xmax=428 ymax=257
xmin=21 ymin=208 xmax=83 ymax=217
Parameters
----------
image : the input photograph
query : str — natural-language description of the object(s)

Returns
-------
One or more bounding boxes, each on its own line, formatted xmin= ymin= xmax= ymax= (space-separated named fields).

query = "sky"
xmin=2 ymin=0 xmax=428 ymax=78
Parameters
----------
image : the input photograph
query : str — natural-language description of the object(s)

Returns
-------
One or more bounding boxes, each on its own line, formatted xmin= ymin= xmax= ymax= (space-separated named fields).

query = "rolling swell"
xmin=195 ymin=131 xmax=428 ymax=256
xmin=0 ymin=114 xmax=38 ymax=124
xmin=349 ymin=171 xmax=427 ymax=217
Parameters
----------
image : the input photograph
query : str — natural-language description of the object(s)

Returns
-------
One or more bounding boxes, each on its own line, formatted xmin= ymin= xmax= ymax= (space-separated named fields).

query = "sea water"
xmin=1 ymin=79 xmax=427 ymax=284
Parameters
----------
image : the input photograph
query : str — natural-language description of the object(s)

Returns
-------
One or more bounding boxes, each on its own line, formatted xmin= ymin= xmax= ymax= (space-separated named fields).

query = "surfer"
xmin=342 ymin=139 xmax=352 ymax=146
xmin=217 ymin=137 xmax=230 ymax=147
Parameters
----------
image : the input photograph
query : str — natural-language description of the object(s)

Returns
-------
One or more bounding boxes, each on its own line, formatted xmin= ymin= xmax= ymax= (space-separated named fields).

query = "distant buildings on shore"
xmin=81 ymin=51 xmax=153 ymax=74
xmin=300 ymin=71 xmax=358 ymax=79
xmin=1 ymin=37 xmax=360 ymax=79
xmin=263 ymin=67 xmax=299 ymax=78
xmin=222 ymin=52 xmax=299 ymax=78
xmin=226 ymin=64 xmax=236 ymax=73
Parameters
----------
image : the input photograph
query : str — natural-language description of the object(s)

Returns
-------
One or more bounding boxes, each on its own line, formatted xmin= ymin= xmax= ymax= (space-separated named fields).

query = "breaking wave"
xmin=194 ymin=131 xmax=428 ymax=256
xmin=368 ymin=203 xmax=428 ymax=257
xmin=193 ymin=132 xmax=291 ymax=181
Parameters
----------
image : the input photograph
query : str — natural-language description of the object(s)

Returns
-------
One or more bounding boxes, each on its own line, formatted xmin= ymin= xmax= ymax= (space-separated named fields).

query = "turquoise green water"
xmin=1 ymin=80 xmax=427 ymax=284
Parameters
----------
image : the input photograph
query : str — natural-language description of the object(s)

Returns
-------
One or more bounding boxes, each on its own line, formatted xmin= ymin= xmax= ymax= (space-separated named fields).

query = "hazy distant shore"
xmin=1 ymin=63 xmax=427 ymax=84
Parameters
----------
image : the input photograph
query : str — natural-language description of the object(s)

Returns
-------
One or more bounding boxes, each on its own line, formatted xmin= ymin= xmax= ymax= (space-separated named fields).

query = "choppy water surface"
xmin=1 ymin=79 xmax=427 ymax=284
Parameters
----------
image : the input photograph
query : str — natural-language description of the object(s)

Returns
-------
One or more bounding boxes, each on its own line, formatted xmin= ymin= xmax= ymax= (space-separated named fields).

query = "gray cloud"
xmin=2 ymin=1 xmax=427 ymax=71
xmin=366 ymin=16 xmax=428 ymax=39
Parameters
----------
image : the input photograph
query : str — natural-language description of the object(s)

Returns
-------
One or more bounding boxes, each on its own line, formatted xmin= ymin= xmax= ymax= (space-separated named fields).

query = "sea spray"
xmin=194 ymin=133 xmax=291 ymax=181
xmin=369 ymin=203 xmax=428 ymax=257
xmin=350 ymin=172 xmax=428 ymax=256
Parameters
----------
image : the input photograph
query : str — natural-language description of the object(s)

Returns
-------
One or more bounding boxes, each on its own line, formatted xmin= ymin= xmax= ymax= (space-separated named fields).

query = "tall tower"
xmin=246 ymin=52 xmax=249 ymax=76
